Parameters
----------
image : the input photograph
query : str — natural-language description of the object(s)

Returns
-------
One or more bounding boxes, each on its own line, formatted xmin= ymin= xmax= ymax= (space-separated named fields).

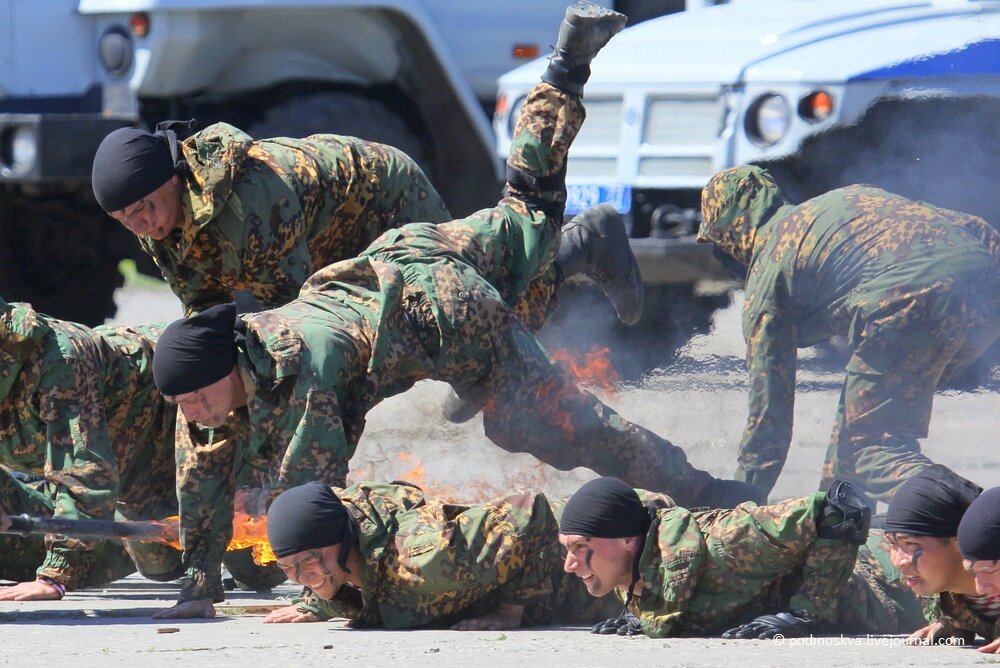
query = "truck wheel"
xmin=246 ymin=91 xmax=428 ymax=172
xmin=0 ymin=192 xmax=124 ymax=326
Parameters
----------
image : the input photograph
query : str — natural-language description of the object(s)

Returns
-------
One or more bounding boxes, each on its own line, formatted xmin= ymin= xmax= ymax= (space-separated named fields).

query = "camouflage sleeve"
xmin=35 ymin=357 xmax=120 ymax=589
xmin=175 ymin=413 xmax=236 ymax=603
xmin=290 ymin=586 xmax=362 ymax=622
xmin=736 ymin=276 xmax=797 ymax=495
xmin=222 ymin=176 xmax=314 ymax=310
xmin=269 ymin=387 xmax=352 ymax=493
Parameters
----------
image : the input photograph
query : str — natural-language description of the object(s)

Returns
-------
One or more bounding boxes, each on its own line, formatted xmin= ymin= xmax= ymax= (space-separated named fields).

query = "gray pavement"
xmin=1 ymin=281 xmax=997 ymax=665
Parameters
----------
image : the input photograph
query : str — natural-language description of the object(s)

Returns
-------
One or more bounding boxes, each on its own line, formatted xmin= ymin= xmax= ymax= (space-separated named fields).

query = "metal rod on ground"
xmin=3 ymin=514 xmax=172 ymax=542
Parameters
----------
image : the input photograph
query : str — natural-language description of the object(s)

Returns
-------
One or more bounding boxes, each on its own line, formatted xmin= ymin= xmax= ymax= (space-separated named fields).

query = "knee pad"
xmin=818 ymin=480 xmax=872 ymax=545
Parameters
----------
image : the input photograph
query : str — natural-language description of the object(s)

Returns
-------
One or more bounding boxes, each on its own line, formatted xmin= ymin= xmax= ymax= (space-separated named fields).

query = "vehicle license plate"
xmin=565 ymin=184 xmax=632 ymax=215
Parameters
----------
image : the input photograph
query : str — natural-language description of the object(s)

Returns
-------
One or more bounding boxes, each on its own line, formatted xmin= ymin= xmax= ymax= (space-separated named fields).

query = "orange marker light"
xmin=799 ymin=90 xmax=834 ymax=122
xmin=129 ymin=12 xmax=150 ymax=38
xmin=513 ymin=44 xmax=540 ymax=59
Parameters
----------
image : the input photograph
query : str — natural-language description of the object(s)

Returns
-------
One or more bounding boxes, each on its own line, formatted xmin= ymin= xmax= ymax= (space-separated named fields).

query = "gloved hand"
xmin=721 ymin=609 xmax=815 ymax=639
xmin=591 ymin=611 xmax=642 ymax=636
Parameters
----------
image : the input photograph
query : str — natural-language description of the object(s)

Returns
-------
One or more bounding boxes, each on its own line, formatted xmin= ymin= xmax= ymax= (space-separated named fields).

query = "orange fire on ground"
xmin=143 ymin=513 xmax=277 ymax=566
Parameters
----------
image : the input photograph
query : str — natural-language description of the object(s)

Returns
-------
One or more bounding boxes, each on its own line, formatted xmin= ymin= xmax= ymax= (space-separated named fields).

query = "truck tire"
xmin=246 ymin=91 xmax=429 ymax=173
xmin=0 ymin=191 xmax=124 ymax=326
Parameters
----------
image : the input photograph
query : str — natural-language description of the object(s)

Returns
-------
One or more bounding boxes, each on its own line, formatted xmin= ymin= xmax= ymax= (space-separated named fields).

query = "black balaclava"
xmin=266 ymin=481 xmax=358 ymax=570
xmin=91 ymin=119 xmax=196 ymax=213
xmin=884 ymin=465 xmax=983 ymax=537
xmin=561 ymin=477 xmax=653 ymax=623
xmin=958 ymin=486 xmax=1000 ymax=562
xmin=152 ymin=303 xmax=239 ymax=396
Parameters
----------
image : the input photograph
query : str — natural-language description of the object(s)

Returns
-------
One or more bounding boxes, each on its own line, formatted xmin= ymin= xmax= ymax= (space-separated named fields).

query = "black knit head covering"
xmin=267 ymin=481 xmax=359 ymax=570
xmin=958 ymin=486 xmax=1000 ymax=562
xmin=152 ymin=303 xmax=239 ymax=396
xmin=884 ymin=465 xmax=982 ymax=537
xmin=91 ymin=119 xmax=196 ymax=213
xmin=560 ymin=476 xmax=651 ymax=538
xmin=561 ymin=477 xmax=652 ymax=629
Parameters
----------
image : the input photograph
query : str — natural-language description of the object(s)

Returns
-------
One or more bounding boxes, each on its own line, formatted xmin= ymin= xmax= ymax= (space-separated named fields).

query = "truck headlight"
xmin=0 ymin=125 xmax=38 ymax=176
xmin=745 ymin=93 xmax=790 ymax=146
xmin=99 ymin=27 xmax=134 ymax=77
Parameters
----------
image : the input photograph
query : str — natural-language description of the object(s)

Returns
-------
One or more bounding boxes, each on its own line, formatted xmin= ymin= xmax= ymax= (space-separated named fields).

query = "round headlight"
xmin=99 ymin=27 xmax=134 ymax=77
xmin=11 ymin=126 xmax=37 ymax=174
xmin=745 ymin=93 xmax=790 ymax=147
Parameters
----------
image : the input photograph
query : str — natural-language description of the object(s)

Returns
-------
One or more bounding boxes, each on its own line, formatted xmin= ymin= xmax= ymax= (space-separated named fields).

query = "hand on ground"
xmin=151 ymin=599 xmax=216 ymax=619
xmin=0 ymin=580 xmax=63 ymax=601
xmin=263 ymin=605 xmax=320 ymax=624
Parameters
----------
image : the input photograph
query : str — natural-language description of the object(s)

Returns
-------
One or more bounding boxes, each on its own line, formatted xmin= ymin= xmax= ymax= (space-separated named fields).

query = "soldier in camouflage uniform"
xmin=0 ymin=299 xmax=280 ymax=602
xmin=697 ymin=165 xmax=1000 ymax=502
xmin=559 ymin=476 xmax=924 ymax=639
xmin=957 ymin=486 xmax=1000 ymax=654
xmin=92 ymin=118 xmax=452 ymax=316
xmin=883 ymin=466 xmax=1000 ymax=651
xmin=146 ymin=2 xmax=760 ymax=620
xmin=260 ymin=480 xmax=621 ymax=629
xmin=0 ymin=299 xmax=179 ymax=600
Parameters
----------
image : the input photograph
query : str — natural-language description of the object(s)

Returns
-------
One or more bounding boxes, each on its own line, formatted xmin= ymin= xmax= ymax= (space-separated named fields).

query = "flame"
xmin=382 ymin=454 xmax=563 ymax=503
xmin=142 ymin=513 xmax=276 ymax=566
xmin=550 ymin=346 xmax=621 ymax=399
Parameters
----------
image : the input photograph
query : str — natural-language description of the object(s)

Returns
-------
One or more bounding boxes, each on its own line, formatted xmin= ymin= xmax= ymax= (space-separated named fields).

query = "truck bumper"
xmin=0 ymin=114 xmax=133 ymax=182
xmin=630 ymin=236 xmax=733 ymax=285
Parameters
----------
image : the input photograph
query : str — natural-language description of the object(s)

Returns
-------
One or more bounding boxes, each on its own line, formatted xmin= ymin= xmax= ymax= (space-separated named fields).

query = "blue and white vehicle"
xmin=495 ymin=0 xmax=1000 ymax=287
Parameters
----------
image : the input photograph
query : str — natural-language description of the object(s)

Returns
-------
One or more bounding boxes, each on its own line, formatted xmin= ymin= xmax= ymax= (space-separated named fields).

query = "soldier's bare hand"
xmin=263 ymin=605 xmax=321 ymax=624
xmin=0 ymin=580 xmax=63 ymax=601
xmin=451 ymin=603 xmax=524 ymax=631
xmin=904 ymin=622 xmax=958 ymax=646
xmin=152 ymin=599 xmax=216 ymax=619
xmin=979 ymin=638 xmax=1000 ymax=654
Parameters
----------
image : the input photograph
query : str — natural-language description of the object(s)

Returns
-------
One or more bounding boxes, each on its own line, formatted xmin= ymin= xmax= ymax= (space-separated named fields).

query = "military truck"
xmin=495 ymin=0 xmax=1000 ymax=377
xmin=2 ymin=0 xmax=693 ymax=324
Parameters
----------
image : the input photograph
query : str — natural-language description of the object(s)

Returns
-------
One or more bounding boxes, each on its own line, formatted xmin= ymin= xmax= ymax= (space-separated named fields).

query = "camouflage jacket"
xmin=287 ymin=483 xmax=573 ymax=629
xmin=697 ymin=166 xmax=1000 ymax=492
xmin=0 ymin=300 xmax=176 ymax=588
xmin=925 ymin=591 xmax=1000 ymax=642
xmin=625 ymin=492 xmax=866 ymax=638
xmin=174 ymin=272 xmax=435 ymax=601
xmin=139 ymin=123 xmax=449 ymax=314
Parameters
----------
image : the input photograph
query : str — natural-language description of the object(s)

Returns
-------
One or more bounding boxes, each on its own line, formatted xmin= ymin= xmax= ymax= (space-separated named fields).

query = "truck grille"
xmin=644 ymin=96 xmax=721 ymax=147
xmin=574 ymin=97 xmax=623 ymax=146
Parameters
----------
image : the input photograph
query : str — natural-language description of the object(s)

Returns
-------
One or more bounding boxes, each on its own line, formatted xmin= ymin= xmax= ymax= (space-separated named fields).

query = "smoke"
xmin=756 ymin=95 xmax=1000 ymax=224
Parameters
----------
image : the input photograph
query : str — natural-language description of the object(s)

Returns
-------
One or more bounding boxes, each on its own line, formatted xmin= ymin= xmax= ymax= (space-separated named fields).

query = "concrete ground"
xmin=2 ymin=282 xmax=998 ymax=666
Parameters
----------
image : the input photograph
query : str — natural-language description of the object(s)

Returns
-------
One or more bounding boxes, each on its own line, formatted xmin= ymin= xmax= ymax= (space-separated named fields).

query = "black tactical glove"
xmin=721 ymin=609 xmax=815 ymax=640
xmin=591 ymin=611 xmax=642 ymax=636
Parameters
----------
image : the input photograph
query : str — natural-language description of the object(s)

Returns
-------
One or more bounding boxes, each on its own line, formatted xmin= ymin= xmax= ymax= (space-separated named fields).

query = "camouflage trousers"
xmin=820 ymin=273 xmax=1000 ymax=502
xmin=366 ymin=84 xmax=714 ymax=504
xmin=0 ymin=468 xmax=180 ymax=588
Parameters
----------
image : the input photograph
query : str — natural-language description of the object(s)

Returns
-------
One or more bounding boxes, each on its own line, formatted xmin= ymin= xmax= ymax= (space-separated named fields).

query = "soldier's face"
xmin=888 ymin=533 xmax=968 ymax=596
xmin=167 ymin=371 xmax=240 ymax=428
xmin=964 ymin=559 xmax=1000 ymax=598
xmin=111 ymin=175 xmax=183 ymax=240
xmin=559 ymin=533 xmax=638 ymax=598
xmin=275 ymin=545 xmax=348 ymax=600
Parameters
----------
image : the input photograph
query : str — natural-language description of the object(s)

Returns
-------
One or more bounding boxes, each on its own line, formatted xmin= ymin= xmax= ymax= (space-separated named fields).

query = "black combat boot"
xmin=441 ymin=387 xmax=480 ymax=424
xmin=541 ymin=1 xmax=628 ymax=96
xmin=556 ymin=204 xmax=644 ymax=325
xmin=817 ymin=480 xmax=872 ymax=544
